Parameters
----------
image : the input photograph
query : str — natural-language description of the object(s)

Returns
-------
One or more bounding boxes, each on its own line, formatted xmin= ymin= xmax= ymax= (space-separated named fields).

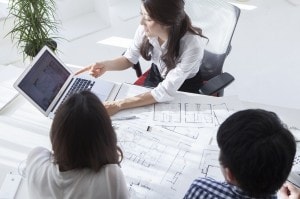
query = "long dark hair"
xmin=50 ymin=91 xmax=123 ymax=172
xmin=140 ymin=0 xmax=206 ymax=72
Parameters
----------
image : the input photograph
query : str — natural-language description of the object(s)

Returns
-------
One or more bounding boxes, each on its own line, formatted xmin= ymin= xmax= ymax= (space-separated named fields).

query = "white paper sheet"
xmin=112 ymin=85 xmax=244 ymax=198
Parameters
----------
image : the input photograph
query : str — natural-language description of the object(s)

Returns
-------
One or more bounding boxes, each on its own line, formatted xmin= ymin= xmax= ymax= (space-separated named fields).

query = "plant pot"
xmin=24 ymin=39 xmax=57 ymax=58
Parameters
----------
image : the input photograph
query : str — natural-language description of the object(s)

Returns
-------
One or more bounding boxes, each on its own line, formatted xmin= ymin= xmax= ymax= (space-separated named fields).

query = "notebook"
xmin=14 ymin=46 xmax=115 ymax=118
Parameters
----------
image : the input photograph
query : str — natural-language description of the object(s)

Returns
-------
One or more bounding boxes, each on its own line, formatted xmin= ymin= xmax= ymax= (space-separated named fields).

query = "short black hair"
xmin=217 ymin=109 xmax=296 ymax=197
xmin=50 ymin=91 xmax=123 ymax=172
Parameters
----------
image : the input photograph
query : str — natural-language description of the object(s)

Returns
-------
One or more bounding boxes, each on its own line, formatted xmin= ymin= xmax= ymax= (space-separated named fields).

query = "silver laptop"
xmin=14 ymin=46 xmax=115 ymax=118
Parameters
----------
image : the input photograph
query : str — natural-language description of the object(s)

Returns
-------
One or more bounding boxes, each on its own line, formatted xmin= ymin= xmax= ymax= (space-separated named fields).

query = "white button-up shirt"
xmin=124 ymin=25 xmax=205 ymax=102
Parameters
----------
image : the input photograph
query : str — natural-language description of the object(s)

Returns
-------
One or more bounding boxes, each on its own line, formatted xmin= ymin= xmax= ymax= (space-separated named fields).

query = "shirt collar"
xmin=229 ymin=184 xmax=277 ymax=199
xmin=148 ymin=36 xmax=168 ymax=50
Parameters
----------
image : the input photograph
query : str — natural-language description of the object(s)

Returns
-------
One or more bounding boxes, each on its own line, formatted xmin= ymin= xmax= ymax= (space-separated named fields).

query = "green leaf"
xmin=6 ymin=0 xmax=61 ymax=59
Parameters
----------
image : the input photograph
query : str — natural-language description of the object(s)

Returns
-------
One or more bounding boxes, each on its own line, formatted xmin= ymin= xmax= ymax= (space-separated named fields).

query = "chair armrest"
xmin=199 ymin=72 xmax=234 ymax=95
xmin=133 ymin=62 xmax=142 ymax=77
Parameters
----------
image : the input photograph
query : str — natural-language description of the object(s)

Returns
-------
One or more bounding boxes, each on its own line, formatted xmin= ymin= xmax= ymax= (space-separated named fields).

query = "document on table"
xmin=116 ymin=120 xmax=222 ymax=198
xmin=0 ymin=65 xmax=23 ymax=112
xmin=113 ymin=82 xmax=151 ymax=100
xmin=113 ymin=83 xmax=243 ymax=128
xmin=110 ymin=85 xmax=244 ymax=198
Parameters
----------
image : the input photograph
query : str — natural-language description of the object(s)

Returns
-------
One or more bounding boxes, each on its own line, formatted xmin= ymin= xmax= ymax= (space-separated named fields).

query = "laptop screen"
xmin=18 ymin=50 xmax=70 ymax=111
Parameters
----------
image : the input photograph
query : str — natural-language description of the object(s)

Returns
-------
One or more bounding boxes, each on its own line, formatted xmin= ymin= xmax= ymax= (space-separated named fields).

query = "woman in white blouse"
xmin=76 ymin=0 xmax=207 ymax=116
xmin=26 ymin=91 xmax=129 ymax=199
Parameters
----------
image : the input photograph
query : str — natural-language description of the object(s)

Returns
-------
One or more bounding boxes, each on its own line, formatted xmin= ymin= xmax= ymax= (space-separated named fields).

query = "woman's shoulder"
xmin=84 ymin=165 xmax=127 ymax=190
xmin=95 ymin=164 xmax=127 ymax=184
xmin=102 ymin=164 xmax=124 ymax=175
xmin=26 ymin=147 xmax=53 ymax=179
xmin=27 ymin=147 xmax=51 ymax=160
xmin=83 ymin=164 xmax=124 ymax=179
xmin=179 ymin=32 xmax=206 ymax=53
xmin=26 ymin=147 xmax=52 ymax=168
xmin=85 ymin=164 xmax=129 ymax=198
xmin=181 ymin=31 xmax=205 ymax=44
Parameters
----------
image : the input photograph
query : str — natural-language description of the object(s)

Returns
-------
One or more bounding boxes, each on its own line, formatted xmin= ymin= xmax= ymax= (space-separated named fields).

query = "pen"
xmin=146 ymin=126 xmax=152 ymax=132
xmin=111 ymin=115 xmax=139 ymax=121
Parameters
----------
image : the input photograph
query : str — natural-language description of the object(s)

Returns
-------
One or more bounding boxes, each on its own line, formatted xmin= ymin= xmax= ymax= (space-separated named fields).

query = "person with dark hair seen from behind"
xmin=75 ymin=0 xmax=207 ymax=116
xmin=185 ymin=109 xmax=296 ymax=199
xmin=26 ymin=91 xmax=129 ymax=199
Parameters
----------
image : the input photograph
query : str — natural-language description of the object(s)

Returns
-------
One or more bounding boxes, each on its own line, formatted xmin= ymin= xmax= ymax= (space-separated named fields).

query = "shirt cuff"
xmin=151 ymin=84 xmax=175 ymax=102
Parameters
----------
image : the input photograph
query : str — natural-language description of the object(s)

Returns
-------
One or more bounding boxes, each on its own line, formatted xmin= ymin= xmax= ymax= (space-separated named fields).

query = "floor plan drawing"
xmin=198 ymin=145 xmax=224 ymax=181
xmin=111 ymin=92 xmax=243 ymax=198
xmin=184 ymin=103 xmax=214 ymax=124
xmin=153 ymin=102 xmax=181 ymax=123
xmin=116 ymin=123 xmax=213 ymax=198
xmin=152 ymin=99 xmax=235 ymax=128
xmin=162 ymin=126 xmax=200 ymax=139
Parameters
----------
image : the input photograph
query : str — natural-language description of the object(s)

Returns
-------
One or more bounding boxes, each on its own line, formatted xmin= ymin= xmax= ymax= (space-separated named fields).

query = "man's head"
xmin=217 ymin=109 xmax=296 ymax=197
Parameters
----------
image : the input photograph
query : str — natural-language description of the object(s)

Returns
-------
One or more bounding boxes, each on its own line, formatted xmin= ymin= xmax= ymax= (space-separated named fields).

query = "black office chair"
xmin=131 ymin=0 xmax=241 ymax=96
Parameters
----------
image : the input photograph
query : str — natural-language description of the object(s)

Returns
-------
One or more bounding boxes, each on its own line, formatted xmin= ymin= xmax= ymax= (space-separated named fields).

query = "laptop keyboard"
xmin=61 ymin=78 xmax=95 ymax=103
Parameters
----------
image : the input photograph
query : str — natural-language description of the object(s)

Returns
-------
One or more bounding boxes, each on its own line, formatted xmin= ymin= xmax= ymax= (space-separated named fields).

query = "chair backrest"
xmin=185 ymin=0 xmax=241 ymax=81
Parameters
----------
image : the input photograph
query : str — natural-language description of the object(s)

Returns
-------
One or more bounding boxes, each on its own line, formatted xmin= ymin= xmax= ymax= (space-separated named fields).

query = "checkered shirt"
xmin=184 ymin=177 xmax=277 ymax=199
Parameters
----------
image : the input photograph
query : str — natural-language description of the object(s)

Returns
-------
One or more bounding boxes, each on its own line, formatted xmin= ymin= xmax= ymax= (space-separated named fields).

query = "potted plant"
xmin=5 ymin=0 xmax=60 ymax=60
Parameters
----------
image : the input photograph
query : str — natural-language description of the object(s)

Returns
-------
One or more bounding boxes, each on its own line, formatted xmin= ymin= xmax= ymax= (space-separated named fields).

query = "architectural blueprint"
xmin=112 ymin=86 xmax=243 ymax=198
xmin=116 ymin=121 xmax=219 ymax=198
